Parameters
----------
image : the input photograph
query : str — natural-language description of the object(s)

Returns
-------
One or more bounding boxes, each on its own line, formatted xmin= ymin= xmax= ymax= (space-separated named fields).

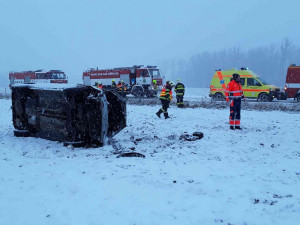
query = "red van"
xmin=285 ymin=64 xmax=300 ymax=102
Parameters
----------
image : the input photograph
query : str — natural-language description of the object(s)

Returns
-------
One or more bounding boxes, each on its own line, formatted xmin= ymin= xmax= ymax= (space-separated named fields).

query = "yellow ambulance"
xmin=209 ymin=68 xmax=285 ymax=102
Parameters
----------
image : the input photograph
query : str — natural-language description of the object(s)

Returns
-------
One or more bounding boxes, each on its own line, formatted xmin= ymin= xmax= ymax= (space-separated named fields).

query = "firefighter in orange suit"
xmin=156 ymin=81 xmax=172 ymax=119
xmin=97 ymin=81 xmax=103 ymax=89
xmin=225 ymin=73 xmax=245 ymax=130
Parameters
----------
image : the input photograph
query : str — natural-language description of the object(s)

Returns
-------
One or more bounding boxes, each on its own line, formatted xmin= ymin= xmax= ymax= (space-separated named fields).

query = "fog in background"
xmin=1 ymin=0 xmax=300 ymax=88
xmin=162 ymin=38 xmax=300 ymax=87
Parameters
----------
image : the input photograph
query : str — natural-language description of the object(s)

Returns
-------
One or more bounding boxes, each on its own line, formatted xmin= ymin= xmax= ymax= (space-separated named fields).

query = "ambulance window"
xmin=240 ymin=78 xmax=245 ymax=86
xmin=247 ymin=78 xmax=261 ymax=86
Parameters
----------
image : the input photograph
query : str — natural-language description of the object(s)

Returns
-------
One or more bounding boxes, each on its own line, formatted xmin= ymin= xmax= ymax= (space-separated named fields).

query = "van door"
xmin=245 ymin=78 xmax=262 ymax=98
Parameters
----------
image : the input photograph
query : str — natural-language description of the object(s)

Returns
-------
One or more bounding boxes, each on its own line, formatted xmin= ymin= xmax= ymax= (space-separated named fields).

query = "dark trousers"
xmin=161 ymin=99 xmax=170 ymax=113
xmin=229 ymin=98 xmax=241 ymax=126
xmin=176 ymin=95 xmax=184 ymax=108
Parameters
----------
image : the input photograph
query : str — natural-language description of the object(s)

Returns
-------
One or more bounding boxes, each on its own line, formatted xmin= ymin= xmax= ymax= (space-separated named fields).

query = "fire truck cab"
xmin=82 ymin=65 xmax=164 ymax=97
xmin=285 ymin=64 xmax=300 ymax=102
xmin=9 ymin=70 xmax=68 ymax=88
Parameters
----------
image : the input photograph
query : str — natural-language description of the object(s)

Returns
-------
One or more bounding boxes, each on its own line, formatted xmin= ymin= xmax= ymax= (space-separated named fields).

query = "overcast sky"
xmin=1 ymin=0 xmax=299 ymax=86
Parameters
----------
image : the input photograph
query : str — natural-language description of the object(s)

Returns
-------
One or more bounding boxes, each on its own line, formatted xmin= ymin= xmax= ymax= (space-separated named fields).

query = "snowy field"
xmin=0 ymin=98 xmax=300 ymax=225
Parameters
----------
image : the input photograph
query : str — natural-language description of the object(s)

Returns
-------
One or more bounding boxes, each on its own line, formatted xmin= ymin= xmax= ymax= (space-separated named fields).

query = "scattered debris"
xmin=273 ymin=194 xmax=293 ymax=199
xmin=252 ymin=198 xmax=278 ymax=206
xmin=193 ymin=132 xmax=204 ymax=139
xmin=117 ymin=152 xmax=145 ymax=158
xmin=179 ymin=132 xmax=204 ymax=141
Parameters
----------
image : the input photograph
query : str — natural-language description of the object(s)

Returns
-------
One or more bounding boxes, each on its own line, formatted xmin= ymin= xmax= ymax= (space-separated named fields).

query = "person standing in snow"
xmin=225 ymin=73 xmax=245 ymax=130
xmin=174 ymin=79 xmax=185 ymax=108
xmin=156 ymin=81 xmax=172 ymax=119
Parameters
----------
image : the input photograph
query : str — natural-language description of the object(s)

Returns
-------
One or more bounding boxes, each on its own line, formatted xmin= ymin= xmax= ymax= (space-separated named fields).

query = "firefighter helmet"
xmin=153 ymin=80 xmax=157 ymax=83
xmin=112 ymin=79 xmax=115 ymax=82
xmin=170 ymin=81 xmax=175 ymax=87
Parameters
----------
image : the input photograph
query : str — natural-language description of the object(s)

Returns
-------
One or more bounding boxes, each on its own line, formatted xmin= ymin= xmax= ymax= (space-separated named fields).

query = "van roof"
xmin=214 ymin=69 xmax=259 ymax=77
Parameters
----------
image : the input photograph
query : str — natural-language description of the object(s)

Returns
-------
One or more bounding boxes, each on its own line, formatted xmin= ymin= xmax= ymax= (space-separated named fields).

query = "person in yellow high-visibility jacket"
xmin=156 ymin=81 xmax=172 ymax=119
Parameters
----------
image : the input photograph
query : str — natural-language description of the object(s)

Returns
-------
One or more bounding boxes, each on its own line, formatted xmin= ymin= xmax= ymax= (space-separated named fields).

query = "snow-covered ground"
xmin=0 ymin=99 xmax=300 ymax=225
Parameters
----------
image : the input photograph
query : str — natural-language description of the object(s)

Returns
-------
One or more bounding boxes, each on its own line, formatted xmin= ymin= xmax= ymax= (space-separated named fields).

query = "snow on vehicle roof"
xmin=12 ymin=83 xmax=80 ymax=90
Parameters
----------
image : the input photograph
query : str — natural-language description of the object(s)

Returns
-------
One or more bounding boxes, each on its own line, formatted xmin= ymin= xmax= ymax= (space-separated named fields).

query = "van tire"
xmin=297 ymin=95 xmax=300 ymax=103
xmin=213 ymin=92 xmax=224 ymax=101
xmin=259 ymin=93 xmax=269 ymax=102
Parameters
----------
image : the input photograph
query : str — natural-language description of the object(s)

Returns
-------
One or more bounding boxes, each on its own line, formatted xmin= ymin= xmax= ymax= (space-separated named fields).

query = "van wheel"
xmin=214 ymin=92 xmax=224 ymax=101
xmin=259 ymin=93 xmax=268 ymax=102
xmin=297 ymin=95 xmax=300 ymax=103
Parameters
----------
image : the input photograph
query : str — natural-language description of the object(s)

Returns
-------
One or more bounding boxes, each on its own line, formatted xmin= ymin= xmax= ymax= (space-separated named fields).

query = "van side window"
xmin=247 ymin=78 xmax=261 ymax=86
xmin=254 ymin=79 xmax=261 ymax=86
xmin=240 ymin=78 xmax=245 ymax=86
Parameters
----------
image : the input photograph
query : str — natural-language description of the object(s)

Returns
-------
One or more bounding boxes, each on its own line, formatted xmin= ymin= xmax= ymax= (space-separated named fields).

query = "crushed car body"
xmin=11 ymin=84 xmax=126 ymax=147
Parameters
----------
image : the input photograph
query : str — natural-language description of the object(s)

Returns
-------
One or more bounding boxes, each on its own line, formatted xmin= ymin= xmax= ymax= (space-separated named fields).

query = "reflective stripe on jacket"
xmin=160 ymin=85 xmax=171 ymax=100
xmin=117 ymin=84 xmax=122 ymax=91
xmin=225 ymin=80 xmax=244 ymax=101
xmin=175 ymin=83 xmax=185 ymax=95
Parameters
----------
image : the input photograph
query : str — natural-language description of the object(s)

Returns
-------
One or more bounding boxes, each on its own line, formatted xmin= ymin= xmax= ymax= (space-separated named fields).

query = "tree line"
xmin=160 ymin=39 xmax=300 ymax=88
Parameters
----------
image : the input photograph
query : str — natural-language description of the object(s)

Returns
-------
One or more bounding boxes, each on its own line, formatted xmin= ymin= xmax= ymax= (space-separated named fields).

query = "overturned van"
xmin=11 ymin=84 xmax=126 ymax=147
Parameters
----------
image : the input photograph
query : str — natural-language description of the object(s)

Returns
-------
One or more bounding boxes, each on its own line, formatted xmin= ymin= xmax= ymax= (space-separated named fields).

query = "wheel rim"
xmin=215 ymin=94 xmax=222 ymax=101
xmin=261 ymin=94 xmax=268 ymax=102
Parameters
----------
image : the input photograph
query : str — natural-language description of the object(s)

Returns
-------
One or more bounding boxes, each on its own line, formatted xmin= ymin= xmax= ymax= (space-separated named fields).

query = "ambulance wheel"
xmin=259 ymin=93 xmax=268 ymax=102
xmin=214 ymin=92 xmax=224 ymax=101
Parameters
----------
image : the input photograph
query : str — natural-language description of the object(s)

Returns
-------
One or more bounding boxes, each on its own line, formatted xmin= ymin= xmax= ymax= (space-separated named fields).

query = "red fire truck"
xmin=9 ymin=70 xmax=68 ymax=88
xmin=82 ymin=65 xmax=164 ymax=97
xmin=285 ymin=64 xmax=300 ymax=102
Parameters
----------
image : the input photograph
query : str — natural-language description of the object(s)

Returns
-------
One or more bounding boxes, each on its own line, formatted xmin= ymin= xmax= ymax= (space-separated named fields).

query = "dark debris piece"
xmin=179 ymin=132 xmax=204 ymax=141
xmin=117 ymin=152 xmax=145 ymax=158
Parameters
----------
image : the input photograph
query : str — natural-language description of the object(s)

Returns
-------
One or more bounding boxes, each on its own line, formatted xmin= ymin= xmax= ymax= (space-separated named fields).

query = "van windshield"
xmin=258 ymin=78 xmax=270 ymax=85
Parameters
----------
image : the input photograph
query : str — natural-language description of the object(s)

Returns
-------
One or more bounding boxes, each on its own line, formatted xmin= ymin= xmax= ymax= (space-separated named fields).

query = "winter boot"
xmin=164 ymin=113 xmax=171 ymax=119
xmin=156 ymin=109 xmax=163 ymax=118
xmin=235 ymin=126 xmax=242 ymax=130
xmin=230 ymin=126 xmax=235 ymax=130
